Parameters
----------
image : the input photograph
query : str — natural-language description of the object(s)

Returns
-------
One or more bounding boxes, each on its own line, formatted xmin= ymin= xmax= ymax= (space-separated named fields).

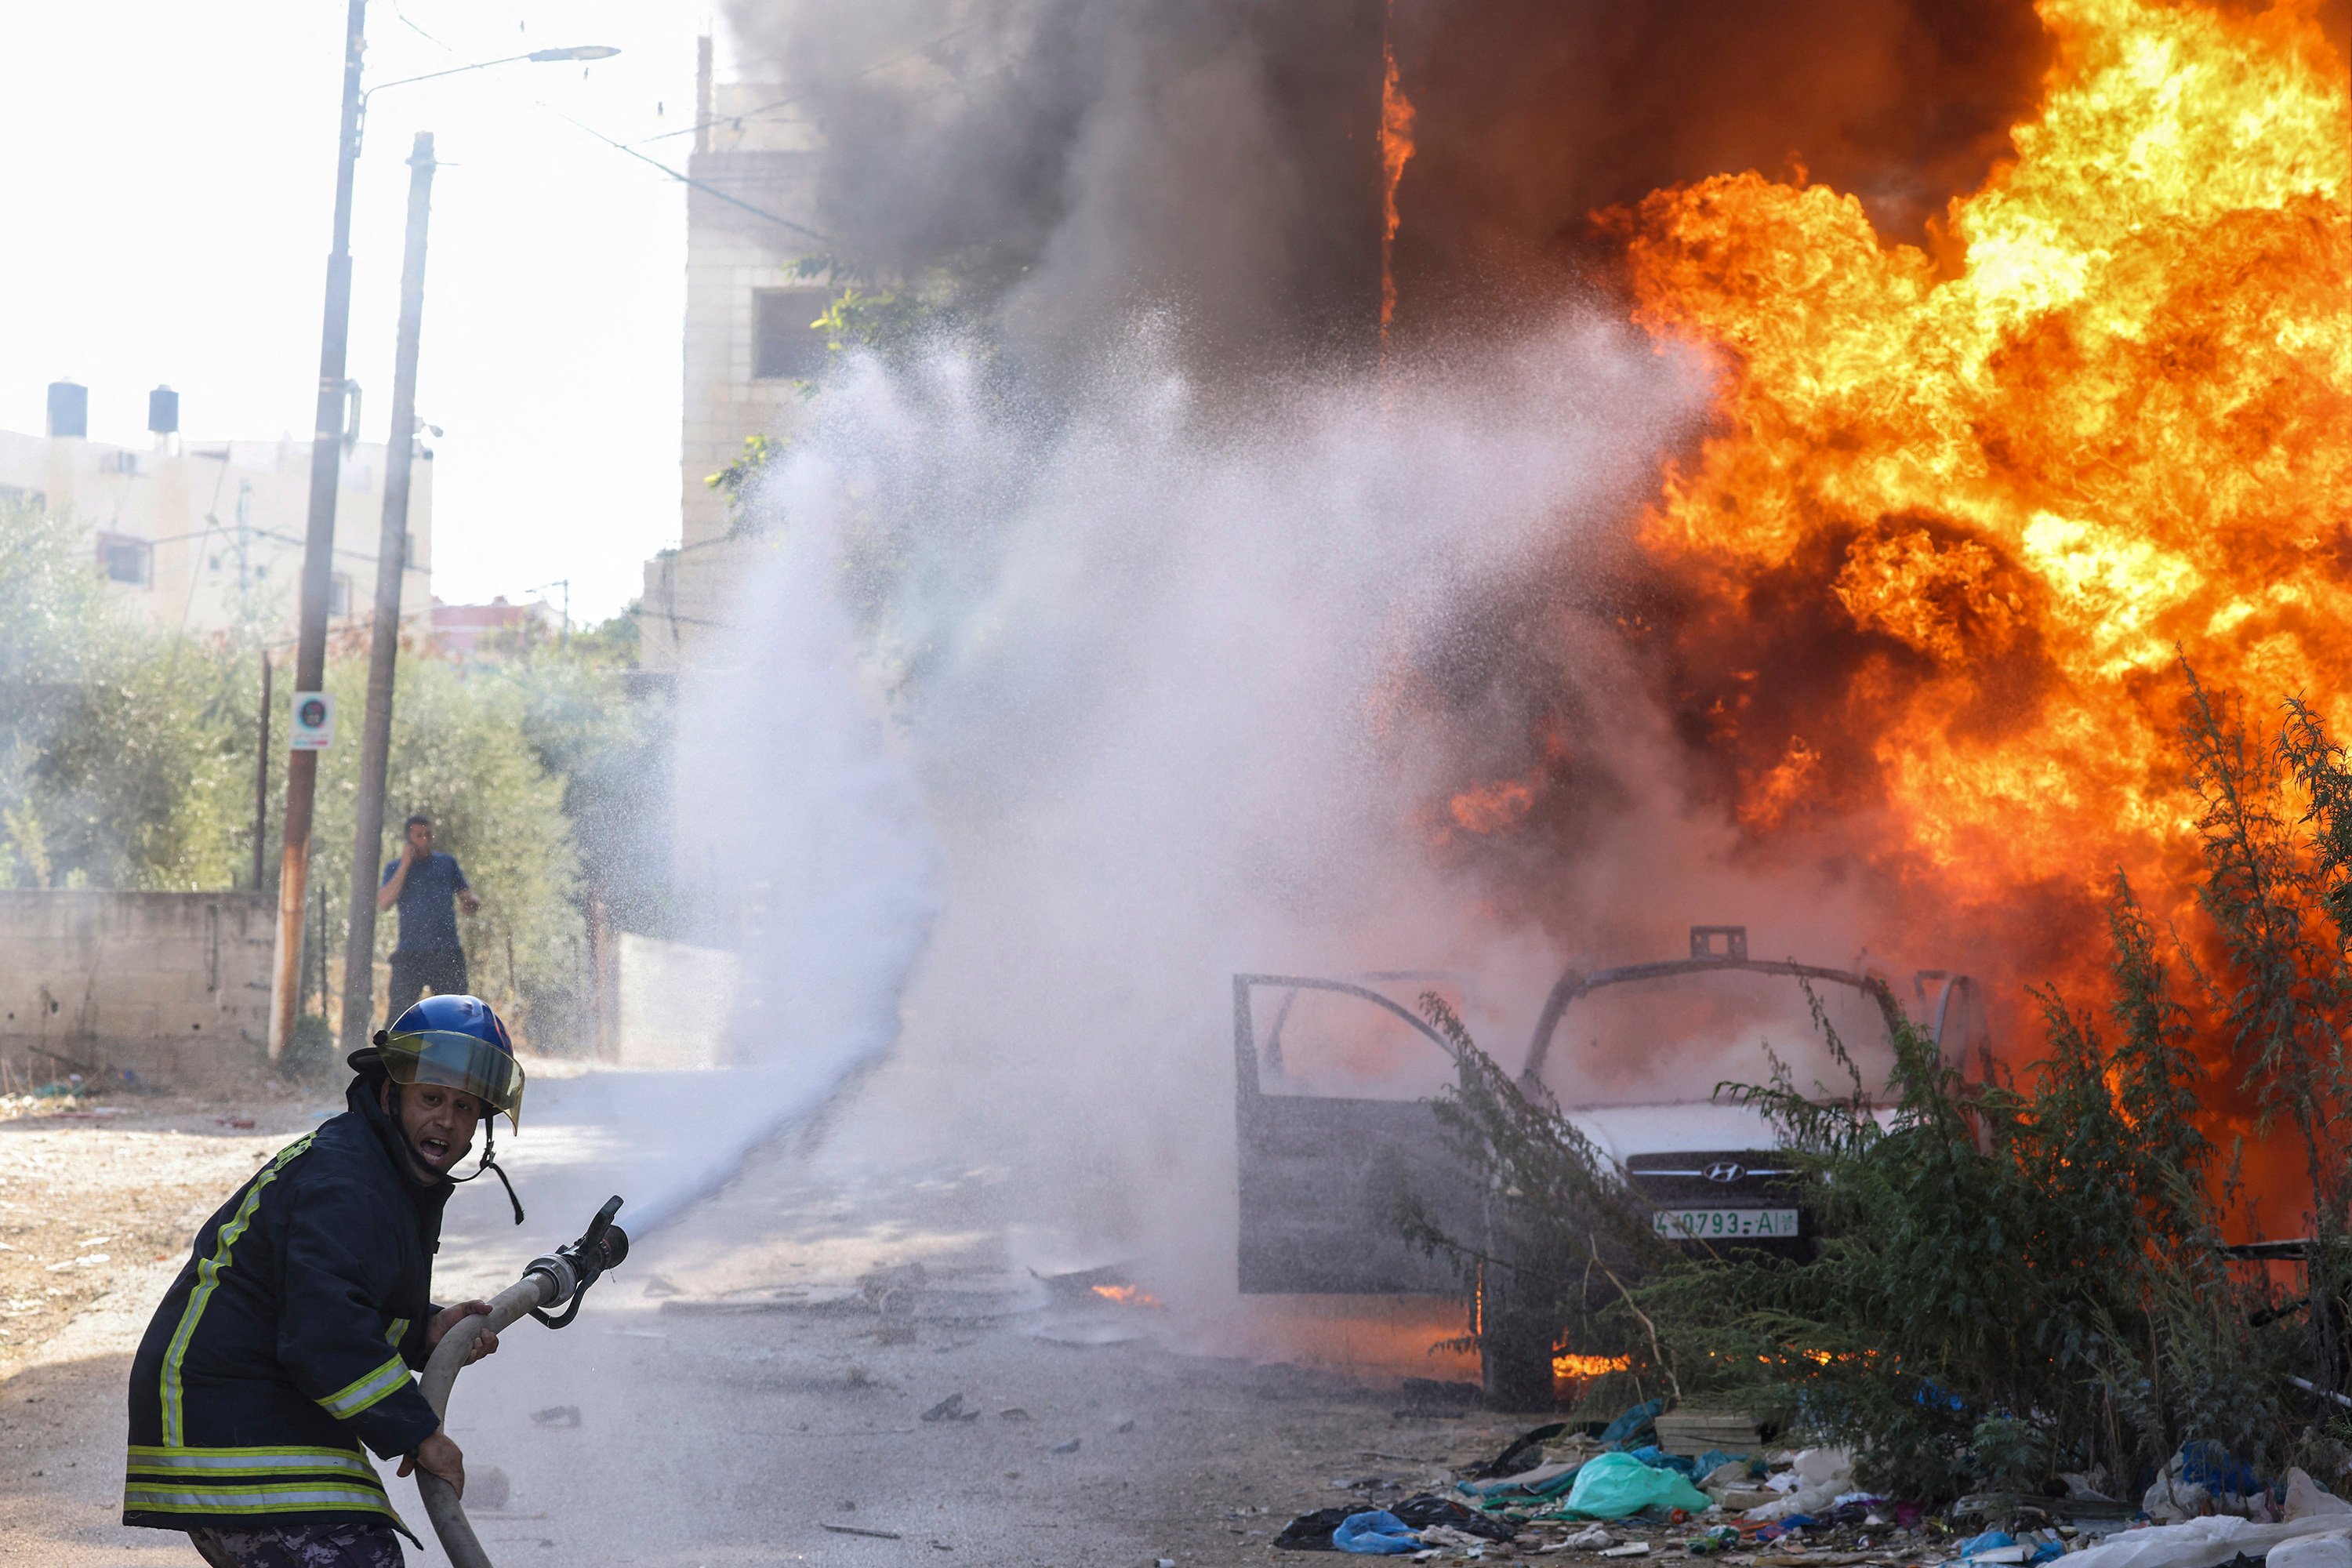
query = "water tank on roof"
xmin=47 ymin=380 xmax=87 ymax=439
xmin=148 ymin=386 xmax=179 ymax=436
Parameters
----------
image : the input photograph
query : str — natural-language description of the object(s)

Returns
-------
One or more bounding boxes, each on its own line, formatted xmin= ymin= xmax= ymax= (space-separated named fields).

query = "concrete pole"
xmin=340 ymin=132 xmax=436 ymax=1052
xmin=270 ymin=0 xmax=368 ymax=1060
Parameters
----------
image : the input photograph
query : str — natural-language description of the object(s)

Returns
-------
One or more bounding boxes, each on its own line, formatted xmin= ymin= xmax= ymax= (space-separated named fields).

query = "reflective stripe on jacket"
xmin=122 ymin=1071 xmax=454 ymax=1539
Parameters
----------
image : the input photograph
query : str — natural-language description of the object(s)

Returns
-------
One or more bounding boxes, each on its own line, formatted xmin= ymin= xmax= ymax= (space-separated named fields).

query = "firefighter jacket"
xmin=122 ymin=1068 xmax=455 ymax=1538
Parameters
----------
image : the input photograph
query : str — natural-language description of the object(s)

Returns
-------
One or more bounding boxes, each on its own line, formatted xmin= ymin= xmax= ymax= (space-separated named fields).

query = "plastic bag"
xmin=2287 ymin=1470 xmax=2352 ymax=1523
xmin=1599 ymin=1400 xmax=1664 ymax=1450
xmin=1333 ymin=1511 xmax=1422 ymax=1555
xmin=2269 ymin=1532 xmax=2352 ymax=1568
xmin=2057 ymin=1514 xmax=2352 ymax=1568
xmin=1744 ymin=1448 xmax=1856 ymax=1523
xmin=1555 ymin=1452 xmax=1716 ymax=1520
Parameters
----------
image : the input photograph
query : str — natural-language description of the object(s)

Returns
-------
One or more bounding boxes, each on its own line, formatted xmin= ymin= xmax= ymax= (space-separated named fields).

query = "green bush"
xmin=1403 ymin=663 xmax=2352 ymax=1500
xmin=307 ymin=655 xmax=586 ymax=1045
xmin=0 ymin=499 xmax=260 ymax=890
xmin=0 ymin=499 xmax=667 ymax=1051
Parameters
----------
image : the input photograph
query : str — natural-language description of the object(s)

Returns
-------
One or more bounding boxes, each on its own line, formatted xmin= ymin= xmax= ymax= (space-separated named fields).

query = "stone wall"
xmin=0 ymin=891 xmax=274 ymax=1088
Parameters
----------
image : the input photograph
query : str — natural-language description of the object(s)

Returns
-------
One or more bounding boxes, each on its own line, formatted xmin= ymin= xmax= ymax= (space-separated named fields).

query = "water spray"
xmin=416 ymin=1195 xmax=631 ymax=1568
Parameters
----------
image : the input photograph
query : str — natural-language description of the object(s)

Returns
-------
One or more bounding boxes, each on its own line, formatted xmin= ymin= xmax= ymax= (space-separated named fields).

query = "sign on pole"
xmin=289 ymin=691 xmax=336 ymax=751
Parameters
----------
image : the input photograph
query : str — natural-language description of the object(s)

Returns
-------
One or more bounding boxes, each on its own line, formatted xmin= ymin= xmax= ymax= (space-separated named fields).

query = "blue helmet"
xmin=355 ymin=993 xmax=524 ymax=1127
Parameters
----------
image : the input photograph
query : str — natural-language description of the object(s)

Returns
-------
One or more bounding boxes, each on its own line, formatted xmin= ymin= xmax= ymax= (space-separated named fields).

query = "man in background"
xmin=379 ymin=814 xmax=481 ymax=1021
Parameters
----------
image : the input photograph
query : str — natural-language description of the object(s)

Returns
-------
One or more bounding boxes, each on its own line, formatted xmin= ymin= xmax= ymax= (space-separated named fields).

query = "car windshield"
xmin=1537 ymin=970 xmax=1900 ymax=1110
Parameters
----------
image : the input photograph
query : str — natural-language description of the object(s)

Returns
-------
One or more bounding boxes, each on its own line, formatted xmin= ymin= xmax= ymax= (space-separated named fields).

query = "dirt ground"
xmin=0 ymin=1069 xmax=1564 ymax=1567
xmin=0 ymin=1069 xmax=1883 ymax=1568
xmin=0 ymin=1084 xmax=339 ymax=1386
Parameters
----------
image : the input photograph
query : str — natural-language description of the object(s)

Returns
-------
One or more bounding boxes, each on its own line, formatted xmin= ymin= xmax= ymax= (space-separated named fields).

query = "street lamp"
xmin=367 ymin=45 xmax=622 ymax=103
xmin=270 ymin=2 xmax=623 ymax=1062
xmin=359 ymin=45 xmax=624 ymax=150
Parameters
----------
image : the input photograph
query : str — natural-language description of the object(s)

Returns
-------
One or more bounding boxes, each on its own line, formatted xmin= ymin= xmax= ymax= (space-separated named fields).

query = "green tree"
xmin=307 ymin=655 xmax=585 ymax=1047
xmin=0 ymin=499 xmax=260 ymax=890
xmin=1403 ymin=665 xmax=2352 ymax=1500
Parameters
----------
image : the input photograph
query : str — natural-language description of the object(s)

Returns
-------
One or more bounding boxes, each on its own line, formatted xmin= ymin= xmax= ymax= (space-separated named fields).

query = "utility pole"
xmin=340 ymin=131 xmax=436 ymax=1052
xmin=251 ymin=650 xmax=273 ymax=891
xmin=270 ymin=0 xmax=367 ymax=1061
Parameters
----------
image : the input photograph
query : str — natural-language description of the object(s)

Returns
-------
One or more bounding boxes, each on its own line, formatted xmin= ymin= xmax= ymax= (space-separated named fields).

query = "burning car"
xmin=1232 ymin=924 xmax=1986 ymax=1402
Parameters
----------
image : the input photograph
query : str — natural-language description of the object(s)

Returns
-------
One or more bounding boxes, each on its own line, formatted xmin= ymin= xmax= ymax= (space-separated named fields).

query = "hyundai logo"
xmin=1704 ymin=1160 xmax=1746 ymax=1184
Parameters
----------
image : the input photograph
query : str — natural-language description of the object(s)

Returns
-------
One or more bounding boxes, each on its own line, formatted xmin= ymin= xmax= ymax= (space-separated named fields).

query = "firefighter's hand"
xmin=400 ymin=1432 xmax=464 ymax=1498
xmin=426 ymin=1301 xmax=499 ymax=1366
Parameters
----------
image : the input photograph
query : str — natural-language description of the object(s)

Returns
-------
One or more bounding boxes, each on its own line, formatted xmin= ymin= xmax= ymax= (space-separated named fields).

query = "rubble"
xmin=1334 ymin=1510 xmax=1425 ymax=1554
xmin=1251 ymin=1396 xmax=2352 ymax=1565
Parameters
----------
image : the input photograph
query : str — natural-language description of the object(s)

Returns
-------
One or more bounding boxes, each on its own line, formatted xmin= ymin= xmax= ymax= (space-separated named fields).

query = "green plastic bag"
xmin=1553 ymin=1452 xmax=1716 ymax=1520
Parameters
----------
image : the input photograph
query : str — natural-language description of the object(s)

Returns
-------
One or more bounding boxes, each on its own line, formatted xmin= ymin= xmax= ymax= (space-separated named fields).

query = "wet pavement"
xmin=0 ymin=1063 xmax=1501 ymax=1567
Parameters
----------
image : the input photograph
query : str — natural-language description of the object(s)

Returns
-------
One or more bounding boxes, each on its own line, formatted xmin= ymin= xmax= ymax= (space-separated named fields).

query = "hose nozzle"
xmin=525 ymin=1194 xmax=628 ymax=1330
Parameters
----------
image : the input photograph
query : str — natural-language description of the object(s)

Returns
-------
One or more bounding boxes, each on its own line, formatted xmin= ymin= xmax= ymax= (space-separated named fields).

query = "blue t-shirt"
xmin=381 ymin=851 xmax=469 ymax=954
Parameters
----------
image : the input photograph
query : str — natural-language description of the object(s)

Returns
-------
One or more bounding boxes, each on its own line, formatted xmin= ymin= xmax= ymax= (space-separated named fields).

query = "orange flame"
xmin=1552 ymin=1352 xmax=1632 ymax=1380
xmin=1619 ymin=0 xmax=2350 ymax=935
xmin=1379 ymin=7 xmax=1417 ymax=348
xmin=1450 ymin=779 xmax=1538 ymax=835
xmin=1091 ymin=1283 xmax=1162 ymax=1308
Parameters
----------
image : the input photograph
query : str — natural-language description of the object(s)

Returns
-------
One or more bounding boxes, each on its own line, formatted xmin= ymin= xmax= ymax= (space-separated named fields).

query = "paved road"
xmin=0 ymin=1064 xmax=1527 ymax=1566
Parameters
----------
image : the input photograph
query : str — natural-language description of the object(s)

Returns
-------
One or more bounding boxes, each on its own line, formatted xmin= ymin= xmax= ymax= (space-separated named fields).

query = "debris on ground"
xmin=1253 ymin=1398 xmax=2352 ymax=1564
xmin=1553 ymin=1452 xmax=1715 ymax=1520
xmin=1389 ymin=1494 xmax=1515 ymax=1542
xmin=920 ymin=1392 xmax=981 ymax=1422
xmin=1276 ymin=1507 xmax=1366 ymax=1551
xmin=2141 ymin=1443 xmax=2265 ymax=1523
xmin=1742 ymin=1446 xmax=1856 ymax=1522
xmin=1466 ymin=1423 xmax=1570 ymax=1480
xmin=2287 ymin=1469 xmax=2352 ymax=1523
xmin=1334 ymin=1510 xmax=1425 ymax=1554
xmin=2270 ymin=1534 xmax=2352 ymax=1568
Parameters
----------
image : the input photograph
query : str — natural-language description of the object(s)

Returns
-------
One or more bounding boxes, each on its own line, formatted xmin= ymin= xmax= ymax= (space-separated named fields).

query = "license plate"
xmin=1652 ymin=1207 xmax=1799 ymax=1240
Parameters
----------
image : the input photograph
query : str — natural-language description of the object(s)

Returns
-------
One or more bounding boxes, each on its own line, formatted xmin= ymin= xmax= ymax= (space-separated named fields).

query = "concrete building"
xmin=430 ymin=593 xmax=560 ymax=659
xmin=0 ymin=380 xmax=433 ymax=641
xmin=637 ymin=42 xmax=827 ymax=676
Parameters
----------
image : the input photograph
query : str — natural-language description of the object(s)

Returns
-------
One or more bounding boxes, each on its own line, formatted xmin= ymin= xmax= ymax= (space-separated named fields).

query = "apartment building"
xmin=0 ymin=379 xmax=432 ymax=638
xmin=637 ymin=41 xmax=828 ymax=676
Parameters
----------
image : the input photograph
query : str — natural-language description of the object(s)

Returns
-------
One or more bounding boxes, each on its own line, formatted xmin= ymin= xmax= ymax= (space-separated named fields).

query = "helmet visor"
xmin=379 ymin=1029 xmax=524 ymax=1125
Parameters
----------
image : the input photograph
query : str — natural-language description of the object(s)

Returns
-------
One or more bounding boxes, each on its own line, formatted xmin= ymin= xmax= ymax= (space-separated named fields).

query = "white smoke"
xmin=666 ymin=314 xmax=1731 ymax=1298
xmin=638 ymin=455 xmax=945 ymax=1236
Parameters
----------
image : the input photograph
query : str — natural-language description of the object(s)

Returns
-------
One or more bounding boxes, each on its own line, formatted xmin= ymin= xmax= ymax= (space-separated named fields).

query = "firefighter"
xmin=123 ymin=995 xmax=528 ymax=1567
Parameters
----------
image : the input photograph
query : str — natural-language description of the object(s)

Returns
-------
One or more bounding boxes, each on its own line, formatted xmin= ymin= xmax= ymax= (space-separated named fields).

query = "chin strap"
xmin=446 ymin=1118 xmax=525 ymax=1225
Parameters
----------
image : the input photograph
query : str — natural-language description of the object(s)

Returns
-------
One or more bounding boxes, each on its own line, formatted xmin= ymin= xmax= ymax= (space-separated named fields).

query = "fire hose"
xmin=415 ymin=1195 xmax=631 ymax=1568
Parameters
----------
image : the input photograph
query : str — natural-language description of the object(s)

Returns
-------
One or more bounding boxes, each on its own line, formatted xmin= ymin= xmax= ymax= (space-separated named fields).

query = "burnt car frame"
xmin=1232 ymin=924 xmax=1985 ymax=1403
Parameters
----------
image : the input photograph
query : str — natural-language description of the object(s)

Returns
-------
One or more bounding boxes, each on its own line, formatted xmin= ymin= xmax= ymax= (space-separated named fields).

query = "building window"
xmin=753 ymin=288 xmax=829 ymax=379
xmin=96 ymin=532 xmax=151 ymax=586
xmin=328 ymin=573 xmax=352 ymax=617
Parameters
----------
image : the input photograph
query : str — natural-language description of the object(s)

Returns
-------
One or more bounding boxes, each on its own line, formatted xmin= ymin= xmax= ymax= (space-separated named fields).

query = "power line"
xmin=630 ymin=20 xmax=981 ymax=147
xmin=535 ymin=100 xmax=833 ymax=244
xmin=374 ymin=8 xmax=832 ymax=245
xmin=146 ymin=521 xmax=430 ymax=573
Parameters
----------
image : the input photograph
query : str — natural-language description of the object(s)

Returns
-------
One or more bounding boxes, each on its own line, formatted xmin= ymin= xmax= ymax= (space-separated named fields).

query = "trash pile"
xmin=1270 ymin=1405 xmax=2352 ymax=1566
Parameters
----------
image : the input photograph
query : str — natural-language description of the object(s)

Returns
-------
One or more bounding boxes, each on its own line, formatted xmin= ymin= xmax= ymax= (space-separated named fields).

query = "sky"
xmin=0 ymin=2 xmax=750 ymax=622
